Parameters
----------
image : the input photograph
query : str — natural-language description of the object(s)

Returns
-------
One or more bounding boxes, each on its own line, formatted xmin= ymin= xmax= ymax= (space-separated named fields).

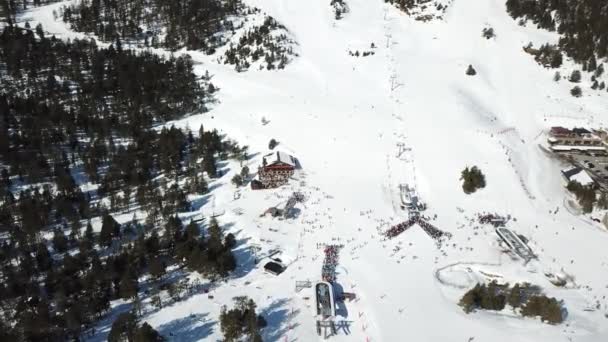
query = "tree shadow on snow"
xmin=157 ymin=312 xmax=216 ymax=341
xmin=294 ymin=158 xmax=303 ymax=170
xmin=206 ymin=181 xmax=223 ymax=194
xmin=84 ymin=301 xmax=132 ymax=342
xmin=189 ymin=193 xmax=212 ymax=213
xmin=228 ymin=233 xmax=256 ymax=279
xmin=247 ymin=152 xmax=261 ymax=161
xmin=215 ymin=161 xmax=230 ymax=178
xmin=285 ymin=207 xmax=302 ymax=219
xmin=259 ymin=298 xmax=300 ymax=342
xmin=332 ymin=282 xmax=349 ymax=318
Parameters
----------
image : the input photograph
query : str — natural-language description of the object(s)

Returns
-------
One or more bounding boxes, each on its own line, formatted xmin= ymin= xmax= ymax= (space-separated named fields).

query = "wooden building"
xmin=548 ymin=127 xmax=602 ymax=147
xmin=252 ymin=151 xmax=298 ymax=189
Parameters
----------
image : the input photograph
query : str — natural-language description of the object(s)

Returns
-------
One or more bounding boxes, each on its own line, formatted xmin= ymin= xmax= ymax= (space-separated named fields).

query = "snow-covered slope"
xmin=22 ymin=0 xmax=608 ymax=341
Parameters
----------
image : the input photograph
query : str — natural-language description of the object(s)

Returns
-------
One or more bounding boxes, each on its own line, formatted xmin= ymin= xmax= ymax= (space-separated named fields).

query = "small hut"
xmin=263 ymin=261 xmax=285 ymax=276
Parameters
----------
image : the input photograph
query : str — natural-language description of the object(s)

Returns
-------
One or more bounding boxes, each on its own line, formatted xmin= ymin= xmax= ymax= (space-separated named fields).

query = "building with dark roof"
xmin=263 ymin=261 xmax=285 ymax=276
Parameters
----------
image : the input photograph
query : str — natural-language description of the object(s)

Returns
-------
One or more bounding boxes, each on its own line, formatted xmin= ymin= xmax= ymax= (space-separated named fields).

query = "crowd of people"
xmin=384 ymin=216 xmax=449 ymax=241
xmin=418 ymin=219 xmax=448 ymax=240
xmin=477 ymin=213 xmax=509 ymax=227
xmin=322 ymin=245 xmax=342 ymax=283
xmin=384 ymin=217 xmax=418 ymax=238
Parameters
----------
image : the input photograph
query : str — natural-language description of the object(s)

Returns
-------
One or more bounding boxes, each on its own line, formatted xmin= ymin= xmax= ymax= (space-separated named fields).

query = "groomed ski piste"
xmin=18 ymin=0 xmax=608 ymax=341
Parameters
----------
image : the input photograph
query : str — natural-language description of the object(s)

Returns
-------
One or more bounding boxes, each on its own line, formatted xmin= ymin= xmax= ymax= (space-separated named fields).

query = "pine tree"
xmin=203 ymin=152 xmax=217 ymax=178
xmin=595 ymin=64 xmax=604 ymax=78
xmin=52 ymin=229 xmax=69 ymax=253
xmin=64 ymin=303 xmax=84 ymax=338
xmin=231 ymin=174 xmax=243 ymax=187
xmin=132 ymin=296 xmax=143 ymax=318
xmin=591 ymin=80 xmax=599 ymax=90
xmin=508 ymin=283 xmax=522 ymax=308
xmin=108 ymin=312 xmax=137 ymax=342
xmin=133 ymin=323 xmax=164 ymax=342
xmin=35 ymin=243 xmax=53 ymax=272
xmin=149 ymin=257 xmax=166 ymax=279
xmin=119 ymin=268 xmax=139 ymax=299
xmin=208 ymin=217 xmax=223 ymax=252
xmin=240 ymin=166 xmax=249 ymax=179
xmin=99 ymin=213 xmax=120 ymax=247
xmin=588 ymin=55 xmax=597 ymax=71
xmin=83 ymin=221 xmax=95 ymax=249
xmin=185 ymin=220 xmax=201 ymax=240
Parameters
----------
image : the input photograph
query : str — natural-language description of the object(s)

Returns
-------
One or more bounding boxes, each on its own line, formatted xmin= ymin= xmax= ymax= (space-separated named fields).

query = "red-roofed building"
xmin=548 ymin=126 xmax=602 ymax=147
xmin=252 ymin=151 xmax=299 ymax=189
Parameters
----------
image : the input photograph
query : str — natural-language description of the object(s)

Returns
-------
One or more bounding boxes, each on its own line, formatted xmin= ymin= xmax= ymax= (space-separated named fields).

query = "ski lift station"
xmin=315 ymin=281 xmax=336 ymax=318
xmin=400 ymin=184 xmax=421 ymax=211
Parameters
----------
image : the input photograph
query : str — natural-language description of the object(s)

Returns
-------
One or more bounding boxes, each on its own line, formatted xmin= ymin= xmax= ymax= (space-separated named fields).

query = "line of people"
xmin=384 ymin=216 xmax=449 ymax=240
xmin=322 ymin=245 xmax=341 ymax=283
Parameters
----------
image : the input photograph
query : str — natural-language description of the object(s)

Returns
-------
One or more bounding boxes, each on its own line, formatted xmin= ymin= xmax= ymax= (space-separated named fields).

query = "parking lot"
xmin=567 ymin=153 xmax=608 ymax=186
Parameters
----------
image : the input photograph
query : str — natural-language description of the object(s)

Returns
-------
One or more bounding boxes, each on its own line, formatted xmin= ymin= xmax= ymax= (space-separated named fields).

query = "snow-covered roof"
xmin=571 ymin=169 xmax=594 ymax=185
xmin=562 ymin=167 xmax=594 ymax=185
xmin=266 ymin=151 xmax=297 ymax=167
xmin=550 ymin=145 xmax=606 ymax=151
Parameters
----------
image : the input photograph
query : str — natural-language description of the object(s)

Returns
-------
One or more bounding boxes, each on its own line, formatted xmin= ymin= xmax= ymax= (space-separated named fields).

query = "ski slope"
xmin=22 ymin=0 xmax=608 ymax=341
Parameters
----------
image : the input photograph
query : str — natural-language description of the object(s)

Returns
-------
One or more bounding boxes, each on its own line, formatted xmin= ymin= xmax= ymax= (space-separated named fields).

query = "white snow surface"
xmin=22 ymin=0 xmax=608 ymax=341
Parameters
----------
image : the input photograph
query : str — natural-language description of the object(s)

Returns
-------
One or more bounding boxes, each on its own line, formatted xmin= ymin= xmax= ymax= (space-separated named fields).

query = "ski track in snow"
xmin=20 ymin=0 xmax=608 ymax=341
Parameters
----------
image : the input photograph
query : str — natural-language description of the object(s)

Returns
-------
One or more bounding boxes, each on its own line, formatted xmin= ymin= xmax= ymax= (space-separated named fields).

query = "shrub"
xmin=240 ymin=166 xmax=250 ymax=179
xmin=482 ymin=27 xmax=496 ymax=39
xmin=459 ymin=282 xmax=506 ymax=313
xmin=591 ymin=80 xmax=599 ymax=90
xmin=570 ymin=86 xmax=582 ymax=97
xmin=507 ymin=283 xmax=523 ymax=307
xmin=224 ymin=233 xmax=237 ymax=249
xmin=566 ymin=180 xmax=596 ymax=213
xmin=466 ymin=64 xmax=477 ymax=76
xmin=460 ymin=166 xmax=486 ymax=194
xmin=553 ymin=71 xmax=561 ymax=82
xmin=231 ymin=174 xmax=243 ymax=187
xmin=460 ymin=282 xmax=563 ymax=324
xmin=530 ymin=44 xmax=562 ymax=68
xmin=595 ymin=64 xmax=604 ymax=78
xmin=521 ymin=296 xmax=563 ymax=324
xmin=268 ymin=138 xmax=278 ymax=149
xmin=569 ymin=70 xmax=581 ymax=83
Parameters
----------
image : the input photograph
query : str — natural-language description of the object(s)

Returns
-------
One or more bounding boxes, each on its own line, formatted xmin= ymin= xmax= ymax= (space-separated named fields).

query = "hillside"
xmin=2 ymin=0 xmax=608 ymax=341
